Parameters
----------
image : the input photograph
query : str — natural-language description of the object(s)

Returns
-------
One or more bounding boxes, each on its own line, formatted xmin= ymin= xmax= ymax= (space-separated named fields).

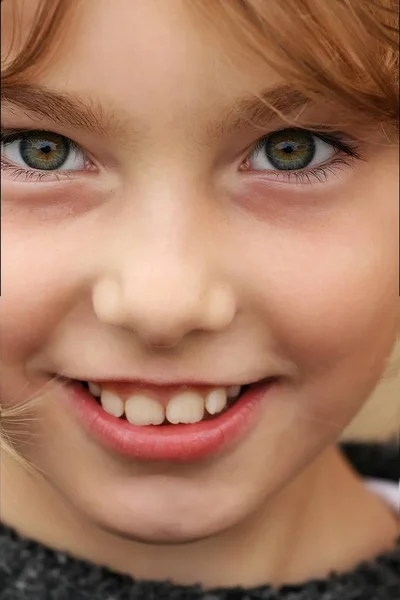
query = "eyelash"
xmin=0 ymin=128 xmax=364 ymax=185
xmin=0 ymin=161 xmax=76 ymax=182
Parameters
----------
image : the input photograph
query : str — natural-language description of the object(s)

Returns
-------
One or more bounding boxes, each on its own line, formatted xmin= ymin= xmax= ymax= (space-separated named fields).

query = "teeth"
xmin=91 ymin=383 xmax=243 ymax=425
xmin=227 ymin=385 xmax=241 ymax=399
xmin=100 ymin=390 xmax=124 ymax=417
xmin=205 ymin=388 xmax=227 ymax=415
xmin=166 ymin=392 xmax=204 ymax=424
xmin=125 ymin=395 xmax=165 ymax=426
xmin=88 ymin=382 xmax=101 ymax=397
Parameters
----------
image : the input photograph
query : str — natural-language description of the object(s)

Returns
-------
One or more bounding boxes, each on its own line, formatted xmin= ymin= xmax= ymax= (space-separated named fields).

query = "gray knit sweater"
xmin=1 ymin=442 xmax=399 ymax=600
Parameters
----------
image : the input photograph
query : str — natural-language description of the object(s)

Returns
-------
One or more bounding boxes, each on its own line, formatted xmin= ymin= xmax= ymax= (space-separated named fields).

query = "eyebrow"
xmin=0 ymin=84 xmax=314 ymax=141
xmin=210 ymin=86 xmax=314 ymax=140
xmin=1 ymin=84 xmax=127 ymax=139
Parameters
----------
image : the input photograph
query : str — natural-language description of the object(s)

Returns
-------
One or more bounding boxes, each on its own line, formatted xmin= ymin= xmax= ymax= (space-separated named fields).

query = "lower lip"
xmin=64 ymin=379 xmax=275 ymax=462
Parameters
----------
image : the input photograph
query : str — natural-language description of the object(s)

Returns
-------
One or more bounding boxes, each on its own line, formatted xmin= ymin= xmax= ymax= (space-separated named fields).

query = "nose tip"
xmin=92 ymin=278 xmax=236 ymax=349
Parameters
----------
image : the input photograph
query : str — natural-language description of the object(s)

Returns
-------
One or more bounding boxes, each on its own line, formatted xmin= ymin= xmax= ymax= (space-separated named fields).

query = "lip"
xmin=57 ymin=374 xmax=265 ymax=388
xmin=62 ymin=378 xmax=277 ymax=462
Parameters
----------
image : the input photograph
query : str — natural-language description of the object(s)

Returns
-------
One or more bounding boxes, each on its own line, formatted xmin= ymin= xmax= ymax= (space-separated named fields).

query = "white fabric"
xmin=364 ymin=478 xmax=399 ymax=515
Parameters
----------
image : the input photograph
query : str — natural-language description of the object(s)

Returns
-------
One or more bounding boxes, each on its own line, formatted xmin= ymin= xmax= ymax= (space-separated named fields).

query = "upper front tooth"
xmin=100 ymin=390 xmax=124 ymax=417
xmin=205 ymin=388 xmax=227 ymax=414
xmin=125 ymin=395 xmax=165 ymax=426
xmin=227 ymin=385 xmax=241 ymax=399
xmin=166 ymin=392 xmax=204 ymax=424
xmin=88 ymin=382 xmax=101 ymax=397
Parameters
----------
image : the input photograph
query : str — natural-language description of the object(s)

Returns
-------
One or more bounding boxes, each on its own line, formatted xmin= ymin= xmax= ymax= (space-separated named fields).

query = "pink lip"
xmin=63 ymin=379 xmax=276 ymax=462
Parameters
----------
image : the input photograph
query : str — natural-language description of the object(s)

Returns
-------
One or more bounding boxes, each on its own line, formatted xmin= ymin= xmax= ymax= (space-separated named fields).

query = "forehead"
xmin=1 ymin=0 xmax=282 ymax=115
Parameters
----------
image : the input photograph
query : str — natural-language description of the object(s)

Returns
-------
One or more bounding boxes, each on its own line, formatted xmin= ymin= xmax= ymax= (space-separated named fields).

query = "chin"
xmin=100 ymin=520 xmax=218 ymax=545
xmin=87 ymin=504 xmax=231 ymax=545
xmin=70 ymin=475 xmax=246 ymax=546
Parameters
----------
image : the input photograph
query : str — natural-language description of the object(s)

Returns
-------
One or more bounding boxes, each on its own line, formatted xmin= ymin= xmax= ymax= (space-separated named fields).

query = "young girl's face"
xmin=1 ymin=0 xmax=398 ymax=543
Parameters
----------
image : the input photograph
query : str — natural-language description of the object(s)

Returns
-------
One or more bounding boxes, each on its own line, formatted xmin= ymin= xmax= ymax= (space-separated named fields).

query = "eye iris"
xmin=20 ymin=132 xmax=69 ymax=170
xmin=265 ymin=130 xmax=315 ymax=170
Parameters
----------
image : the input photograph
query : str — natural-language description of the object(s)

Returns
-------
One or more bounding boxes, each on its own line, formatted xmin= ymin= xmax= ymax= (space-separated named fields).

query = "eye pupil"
xmin=40 ymin=143 xmax=53 ymax=154
xmin=281 ymin=143 xmax=294 ymax=154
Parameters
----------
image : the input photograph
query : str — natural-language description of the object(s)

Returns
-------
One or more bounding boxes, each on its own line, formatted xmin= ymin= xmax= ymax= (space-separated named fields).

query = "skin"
xmin=0 ymin=0 xmax=399 ymax=590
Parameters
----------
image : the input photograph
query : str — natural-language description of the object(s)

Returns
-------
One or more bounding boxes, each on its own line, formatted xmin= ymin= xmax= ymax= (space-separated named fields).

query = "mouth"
xmin=61 ymin=376 xmax=278 ymax=462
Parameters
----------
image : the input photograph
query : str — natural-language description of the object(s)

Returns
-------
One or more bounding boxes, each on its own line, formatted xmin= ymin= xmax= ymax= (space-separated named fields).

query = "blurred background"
xmin=341 ymin=341 xmax=399 ymax=442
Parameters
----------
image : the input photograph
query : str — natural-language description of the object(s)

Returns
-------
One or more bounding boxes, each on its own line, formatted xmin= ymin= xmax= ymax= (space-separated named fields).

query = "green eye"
xmin=248 ymin=128 xmax=336 ymax=173
xmin=1 ymin=130 xmax=85 ymax=172
xmin=17 ymin=132 xmax=69 ymax=170
xmin=264 ymin=130 xmax=315 ymax=170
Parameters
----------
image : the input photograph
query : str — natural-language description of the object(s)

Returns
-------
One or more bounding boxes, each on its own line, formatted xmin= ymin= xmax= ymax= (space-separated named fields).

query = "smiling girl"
xmin=0 ymin=0 xmax=399 ymax=599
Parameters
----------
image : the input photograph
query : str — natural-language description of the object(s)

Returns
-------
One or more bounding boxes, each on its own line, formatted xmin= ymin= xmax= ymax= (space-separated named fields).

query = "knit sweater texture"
xmin=0 ymin=441 xmax=399 ymax=600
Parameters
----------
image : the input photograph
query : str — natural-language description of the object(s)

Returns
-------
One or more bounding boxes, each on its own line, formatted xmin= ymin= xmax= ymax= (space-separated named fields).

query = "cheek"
xmin=0 ymin=183 xmax=107 ymax=364
xmin=0 ymin=224 xmax=80 ymax=364
xmin=236 ymin=191 xmax=398 ymax=372
xmin=272 ymin=245 xmax=396 ymax=361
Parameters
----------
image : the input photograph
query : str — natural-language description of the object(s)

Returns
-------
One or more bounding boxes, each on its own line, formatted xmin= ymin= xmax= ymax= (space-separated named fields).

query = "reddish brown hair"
xmin=2 ymin=0 xmax=398 ymax=128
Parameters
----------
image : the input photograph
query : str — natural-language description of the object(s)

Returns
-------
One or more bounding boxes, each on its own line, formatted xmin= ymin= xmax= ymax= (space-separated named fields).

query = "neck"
xmin=1 ymin=444 xmax=397 ymax=589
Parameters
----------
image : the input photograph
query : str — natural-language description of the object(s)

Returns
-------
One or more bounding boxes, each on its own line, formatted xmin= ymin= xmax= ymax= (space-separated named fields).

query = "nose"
xmin=92 ymin=223 xmax=236 ymax=349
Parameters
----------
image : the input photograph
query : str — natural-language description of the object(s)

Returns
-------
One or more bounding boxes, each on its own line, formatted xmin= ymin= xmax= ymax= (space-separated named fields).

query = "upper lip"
xmin=58 ymin=374 xmax=275 ymax=388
